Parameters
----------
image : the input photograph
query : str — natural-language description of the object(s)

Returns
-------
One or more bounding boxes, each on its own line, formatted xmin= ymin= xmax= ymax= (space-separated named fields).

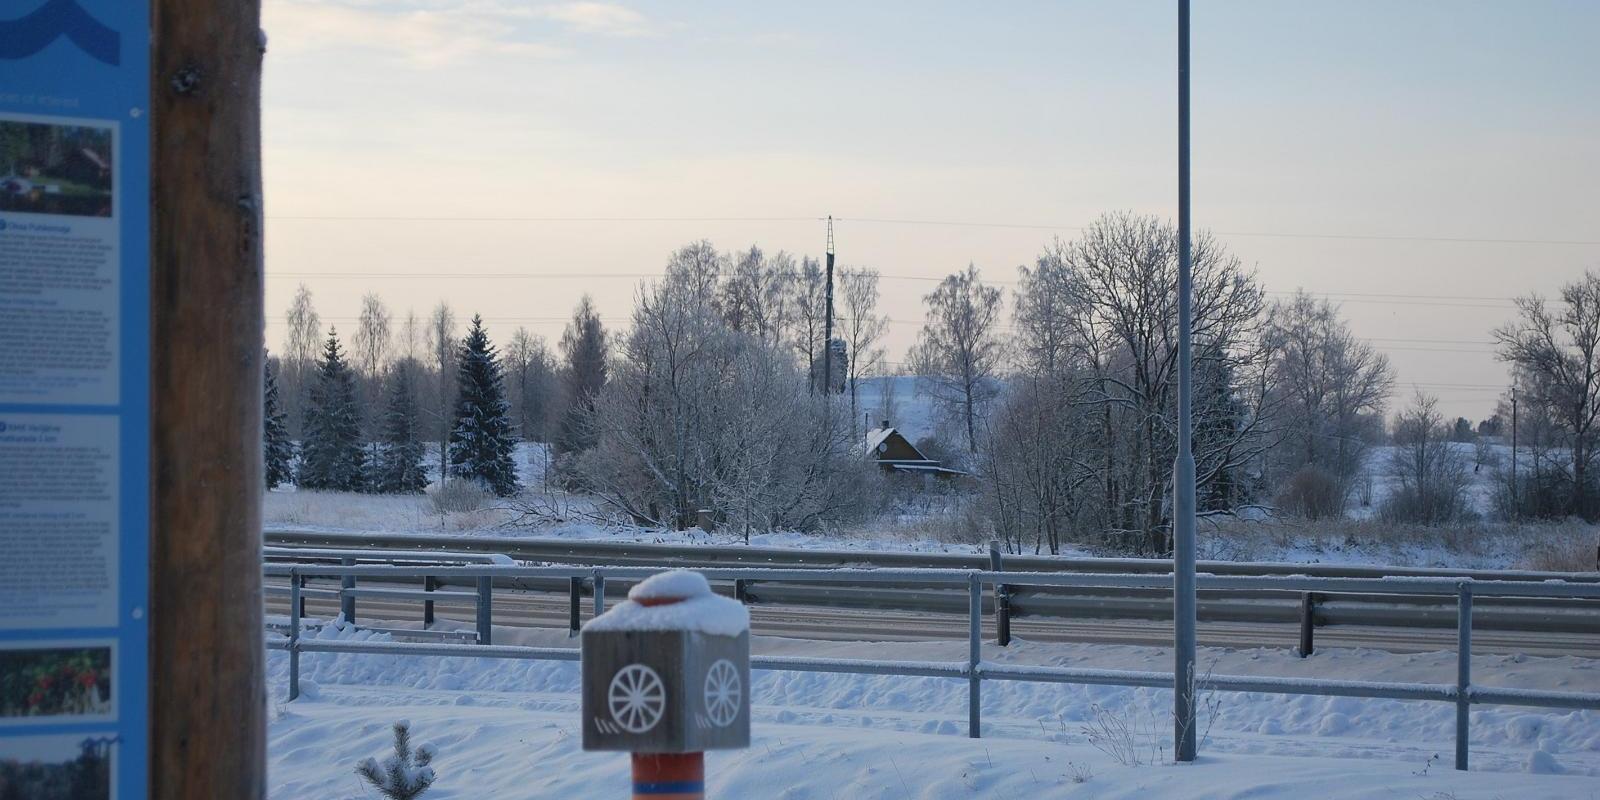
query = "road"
xmin=264 ymin=581 xmax=1600 ymax=659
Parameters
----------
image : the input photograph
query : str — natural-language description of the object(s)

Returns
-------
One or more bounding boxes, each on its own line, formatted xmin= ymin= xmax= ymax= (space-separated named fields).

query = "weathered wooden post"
xmin=150 ymin=0 xmax=267 ymax=793
xmin=1 ymin=0 xmax=265 ymax=796
xmin=582 ymin=571 xmax=751 ymax=799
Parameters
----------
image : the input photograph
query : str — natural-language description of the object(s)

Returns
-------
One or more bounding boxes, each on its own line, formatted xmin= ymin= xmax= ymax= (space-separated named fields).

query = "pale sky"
xmin=259 ymin=0 xmax=1600 ymax=420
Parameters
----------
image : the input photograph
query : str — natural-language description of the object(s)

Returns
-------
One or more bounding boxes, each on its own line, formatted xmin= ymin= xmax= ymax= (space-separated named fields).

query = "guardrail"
xmin=263 ymin=560 xmax=1600 ymax=771
xmin=263 ymin=533 xmax=1600 ymax=652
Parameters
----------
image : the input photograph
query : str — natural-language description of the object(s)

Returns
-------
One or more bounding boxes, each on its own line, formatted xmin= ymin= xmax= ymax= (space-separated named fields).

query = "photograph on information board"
xmin=0 ymin=120 xmax=113 ymax=219
xmin=0 ymin=644 xmax=114 ymax=723
xmin=0 ymin=733 xmax=114 ymax=799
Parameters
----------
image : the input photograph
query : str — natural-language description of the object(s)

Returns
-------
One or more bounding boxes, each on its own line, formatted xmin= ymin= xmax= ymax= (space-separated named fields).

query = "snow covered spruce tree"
xmin=298 ymin=329 xmax=366 ymax=491
xmin=263 ymin=354 xmax=295 ymax=488
xmin=355 ymin=720 xmax=436 ymax=800
xmin=373 ymin=361 xmax=429 ymax=494
xmin=447 ymin=315 xmax=520 ymax=497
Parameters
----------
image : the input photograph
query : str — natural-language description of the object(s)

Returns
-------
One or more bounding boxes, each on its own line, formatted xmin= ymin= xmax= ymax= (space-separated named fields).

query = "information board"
xmin=0 ymin=1 xmax=150 ymax=797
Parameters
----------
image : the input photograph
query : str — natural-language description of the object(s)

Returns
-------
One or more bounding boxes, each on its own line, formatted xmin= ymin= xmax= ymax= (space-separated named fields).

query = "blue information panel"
xmin=0 ymin=2 xmax=150 ymax=798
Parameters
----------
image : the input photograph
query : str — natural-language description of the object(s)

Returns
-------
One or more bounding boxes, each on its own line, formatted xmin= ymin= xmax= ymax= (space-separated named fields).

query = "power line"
xmin=262 ymin=212 xmax=1600 ymax=247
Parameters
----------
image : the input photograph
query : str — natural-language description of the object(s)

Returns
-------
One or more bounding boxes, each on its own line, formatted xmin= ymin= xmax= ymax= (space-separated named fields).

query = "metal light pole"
xmin=1173 ymin=0 xmax=1199 ymax=764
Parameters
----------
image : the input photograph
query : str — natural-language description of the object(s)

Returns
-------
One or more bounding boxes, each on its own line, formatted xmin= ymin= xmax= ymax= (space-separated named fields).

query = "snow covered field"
xmin=267 ymin=621 xmax=1600 ymax=798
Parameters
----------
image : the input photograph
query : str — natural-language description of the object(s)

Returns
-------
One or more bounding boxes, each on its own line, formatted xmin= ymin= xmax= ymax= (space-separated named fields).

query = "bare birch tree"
xmin=908 ymin=264 xmax=1005 ymax=456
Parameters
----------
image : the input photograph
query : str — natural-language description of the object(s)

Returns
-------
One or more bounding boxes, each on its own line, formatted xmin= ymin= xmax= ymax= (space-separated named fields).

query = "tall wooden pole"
xmin=149 ymin=0 xmax=267 ymax=796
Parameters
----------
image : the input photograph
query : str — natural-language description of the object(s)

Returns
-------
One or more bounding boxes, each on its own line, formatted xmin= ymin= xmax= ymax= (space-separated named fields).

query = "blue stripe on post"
xmin=633 ymin=780 xmax=705 ymax=794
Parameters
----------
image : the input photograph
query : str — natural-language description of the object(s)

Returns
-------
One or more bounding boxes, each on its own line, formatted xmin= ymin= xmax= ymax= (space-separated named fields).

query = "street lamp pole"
xmin=1173 ymin=0 xmax=1199 ymax=764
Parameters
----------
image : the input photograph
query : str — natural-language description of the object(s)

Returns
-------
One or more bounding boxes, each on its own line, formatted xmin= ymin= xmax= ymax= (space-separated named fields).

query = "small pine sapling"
xmin=355 ymin=720 xmax=436 ymax=800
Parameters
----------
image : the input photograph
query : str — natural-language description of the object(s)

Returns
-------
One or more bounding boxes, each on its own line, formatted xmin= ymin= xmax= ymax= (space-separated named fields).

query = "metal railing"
xmin=263 ymin=535 xmax=1600 ymax=651
xmin=263 ymin=560 xmax=1600 ymax=771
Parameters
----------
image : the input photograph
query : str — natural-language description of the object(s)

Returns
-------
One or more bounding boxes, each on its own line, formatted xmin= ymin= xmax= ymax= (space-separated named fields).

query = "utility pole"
xmin=823 ymin=215 xmax=837 ymax=395
xmin=1511 ymin=384 xmax=1519 ymax=523
xmin=1172 ymin=0 xmax=1199 ymax=764
xmin=150 ymin=0 xmax=268 ymax=795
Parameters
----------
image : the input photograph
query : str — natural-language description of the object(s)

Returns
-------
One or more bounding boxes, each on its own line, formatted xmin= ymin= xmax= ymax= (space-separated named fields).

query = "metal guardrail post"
xmin=569 ymin=577 xmax=582 ymax=636
xmin=288 ymin=568 xmax=301 ymax=702
xmin=340 ymin=556 xmax=357 ymax=624
xmin=1456 ymin=582 xmax=1473 ymax=771
xmin=989 ymin=541 xmax=1010 ymax=647
xmin=1298 ymin=593 xmax=1315 ymax=657
xmin=476 ymin=576 xmax=493 ymax=646
xmin=297 ymin=573 xmax=308 ymax=619
xmin=593 ymin=570 xmax=606 ymax=617
xmin=735 ymin=578 xmax=749 ymax=604
xmin=968 ymin=571 xmax=982 ymax=739
xmin=423 ymin=575 xmax=436 ymax=626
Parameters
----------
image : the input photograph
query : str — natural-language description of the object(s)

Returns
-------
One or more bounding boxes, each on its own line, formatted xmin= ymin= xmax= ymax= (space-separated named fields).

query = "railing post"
xmin=423 ymin=575 xmax=436 ymax=627
xmin=1455 ymin=582 xmax=1473 ymax=771
xmin=288 ymin=568 xmax=301 ymax=702
xmin=968 ymin=571 xmax=982 ymax=739
xmin=989 ymin=540 xmax=1010 ymax=647
xmin=593 ymin=570 xmax=607 ymax=617
xmin=340 ymin=556 xmax=356 ymax=624
xmin=569 ymin=576 xmax=583 ymax=637
xmin=734 ymin=578 xmax=749 ymax=604
xmin=297 ymin=573 xmax=308 ymax=619
xmin=1298 ymin=592 xmax=1315 ymax=657
xmin=476 ymin=576 xmax=493 ymax=646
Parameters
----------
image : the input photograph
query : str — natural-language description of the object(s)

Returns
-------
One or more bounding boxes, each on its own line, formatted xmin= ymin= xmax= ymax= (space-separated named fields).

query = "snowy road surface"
xmin=266 ymin=622 xmax=1600 ymax=798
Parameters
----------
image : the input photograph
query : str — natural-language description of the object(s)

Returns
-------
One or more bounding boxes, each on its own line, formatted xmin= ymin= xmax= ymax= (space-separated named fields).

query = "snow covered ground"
xmin=267 ymin=620 xmax=1600 ymax=798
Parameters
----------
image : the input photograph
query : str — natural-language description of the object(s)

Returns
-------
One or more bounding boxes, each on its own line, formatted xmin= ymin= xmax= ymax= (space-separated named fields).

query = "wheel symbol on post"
xmin=608 ymin=664 xmax=665 ymax=734
xmin=703 ymin=659 xmax=741 ymax=727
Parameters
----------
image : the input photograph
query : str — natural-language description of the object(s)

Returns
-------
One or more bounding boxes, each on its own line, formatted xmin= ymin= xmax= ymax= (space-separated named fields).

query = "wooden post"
xmin=148 ymin=0 xmax=267 ymax=796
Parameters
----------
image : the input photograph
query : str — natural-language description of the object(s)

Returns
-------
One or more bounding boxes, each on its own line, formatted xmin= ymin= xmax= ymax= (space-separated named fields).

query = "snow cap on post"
xmin=584 ymin=570 xmax=749 ymax=637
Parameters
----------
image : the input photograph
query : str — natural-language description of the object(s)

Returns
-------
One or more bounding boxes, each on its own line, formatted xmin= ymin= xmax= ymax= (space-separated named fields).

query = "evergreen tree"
xmin=556 ymin=296 xmax=608 ymax=454
xmin=448 ymin=316 xmax=520 ymax=496
xmin=373 ymin=362 xmax=429 ymax=494
xmin=299 ymin=329 xmax=366 ymax=491
xmin=263 ymin=354 xmax=296 ymax=488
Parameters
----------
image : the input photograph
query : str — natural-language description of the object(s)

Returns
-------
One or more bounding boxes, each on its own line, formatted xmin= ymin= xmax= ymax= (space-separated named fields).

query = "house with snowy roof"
xmin=864 ymin=421 xmax=966 ymax=479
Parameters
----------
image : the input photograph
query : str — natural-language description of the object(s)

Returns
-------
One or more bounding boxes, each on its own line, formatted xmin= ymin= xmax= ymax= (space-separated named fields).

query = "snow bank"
xmin=267 ymin=623 xmax=1600 ymax=778
xmin=582 ymin=570 xmax=750 ymax=636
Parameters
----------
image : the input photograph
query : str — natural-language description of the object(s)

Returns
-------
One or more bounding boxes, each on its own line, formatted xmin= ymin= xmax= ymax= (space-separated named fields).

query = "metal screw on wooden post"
xmin=1298 ymin=593 xmax=1315 ymax=657
xmin=476 ymin=576 xmax=493 ymax=646
xmin=968 ymin=572 xmax=982 ymax=738
xmin=1456 ymin=582 xmax=1473 ymax=771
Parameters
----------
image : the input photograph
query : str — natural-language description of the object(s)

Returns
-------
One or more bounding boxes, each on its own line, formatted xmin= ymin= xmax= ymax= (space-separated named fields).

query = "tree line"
xmin=267 ymin=212 xmax=1600 ymax=554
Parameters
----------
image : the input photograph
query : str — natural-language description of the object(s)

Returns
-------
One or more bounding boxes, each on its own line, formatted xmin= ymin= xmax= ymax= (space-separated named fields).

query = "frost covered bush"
xmin=572 ymin=243 xmax=872 ymax=538
xmin=1380 ymin=393 xmax=1473 ymax=526
xmin=430 ymin=478 xmax=490 ymax=514
xmin=355 ymin=720 xmax=436 ymax=800
xmin=1274 ymin=465 xmax=1345 ymax=520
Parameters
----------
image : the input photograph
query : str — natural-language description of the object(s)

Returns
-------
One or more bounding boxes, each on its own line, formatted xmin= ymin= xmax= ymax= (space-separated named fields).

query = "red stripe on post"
xmin=633 ymin=752 xmax=704 ymax=799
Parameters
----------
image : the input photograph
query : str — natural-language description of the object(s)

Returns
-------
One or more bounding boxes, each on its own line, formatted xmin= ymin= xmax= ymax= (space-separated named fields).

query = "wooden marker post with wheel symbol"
xmin=582 ymin=571 xmax=751 ymax=799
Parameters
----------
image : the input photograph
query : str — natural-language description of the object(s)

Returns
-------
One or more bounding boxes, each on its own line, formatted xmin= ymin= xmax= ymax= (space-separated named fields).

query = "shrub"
xmin=1273 ymin=465 xmax=1345 ymax=520
xmin=429 ymin=478 xmax=490 ymax=514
